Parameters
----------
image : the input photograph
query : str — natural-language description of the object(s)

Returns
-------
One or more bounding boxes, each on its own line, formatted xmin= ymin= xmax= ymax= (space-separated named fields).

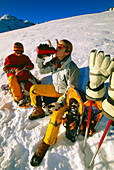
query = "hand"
xmin=102 ymin=69 xmax=114 ymax=121
xmin=15 ymin=68 xmax=20 ymax=73
xmin=86 ymin=50 xmax=113 ymax=101
xmin=23 ymin=66 xmax=29 ymax=70
xmin=48 ymin=102 xmax=61 ymax=114
xmin=36 ymin=44 xmax=56 ymax=58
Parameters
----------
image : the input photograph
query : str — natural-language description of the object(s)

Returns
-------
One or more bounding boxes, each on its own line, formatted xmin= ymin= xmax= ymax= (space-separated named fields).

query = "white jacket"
xmin=37 ymin=56 xmax=80 ymax=94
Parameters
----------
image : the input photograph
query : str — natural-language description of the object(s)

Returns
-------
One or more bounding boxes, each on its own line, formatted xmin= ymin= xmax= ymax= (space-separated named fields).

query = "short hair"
xmin=61 ymin=39 xmax=73 ymax=56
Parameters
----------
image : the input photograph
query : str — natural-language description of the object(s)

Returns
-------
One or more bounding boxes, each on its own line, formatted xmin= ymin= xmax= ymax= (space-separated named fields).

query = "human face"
xmin=15 ymin=51 xmax=23 ymax=57
xmin=56 ymin=41 xmax=69 ymax=61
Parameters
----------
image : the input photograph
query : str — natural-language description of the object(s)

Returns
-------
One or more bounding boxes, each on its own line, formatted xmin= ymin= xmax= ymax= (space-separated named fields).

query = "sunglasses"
xmin=57 ymin=44 xmax=67 ymax=49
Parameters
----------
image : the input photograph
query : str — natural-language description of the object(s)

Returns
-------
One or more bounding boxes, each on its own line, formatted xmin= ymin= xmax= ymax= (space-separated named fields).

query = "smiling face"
xmin=56 ymin=40 xmax=70 ymax=61
xmin=15 ymin=51 xmax=23 ymax=57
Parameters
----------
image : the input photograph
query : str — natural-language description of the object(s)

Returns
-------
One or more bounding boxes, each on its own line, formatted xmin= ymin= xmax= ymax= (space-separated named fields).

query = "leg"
xmin=44 ymin=105 xmax=67 ymax=145
xmin=8 ymin=75 xmax=23 ymax=101
xmin=30 ymin=105 xmax=67 ymax=166
xmin=30 ymin=84 xmax=62 ymax=106
xmin=29 ymin=84 xmax=62 ymax=120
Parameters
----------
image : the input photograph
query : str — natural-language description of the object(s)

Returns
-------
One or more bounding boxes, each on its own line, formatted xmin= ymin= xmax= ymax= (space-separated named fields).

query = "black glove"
xmin=36 ymin=44 xmax=56 ymax=58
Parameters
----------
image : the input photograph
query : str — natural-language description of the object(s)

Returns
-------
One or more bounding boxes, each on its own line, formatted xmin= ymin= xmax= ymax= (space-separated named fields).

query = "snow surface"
xmin=0 ymin=11 xmax=114 ymax=170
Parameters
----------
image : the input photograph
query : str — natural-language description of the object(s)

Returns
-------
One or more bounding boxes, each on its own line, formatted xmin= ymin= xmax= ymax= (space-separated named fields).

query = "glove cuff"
xmin=86 ymin=82 xmax=106 ymax=101
xmin=102 ymin=98 xmax=114 ymax=121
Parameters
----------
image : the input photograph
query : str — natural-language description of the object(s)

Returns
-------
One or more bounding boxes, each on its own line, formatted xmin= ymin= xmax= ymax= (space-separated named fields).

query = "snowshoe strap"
xmin=66 ymin=87 xmax=85 ymax=115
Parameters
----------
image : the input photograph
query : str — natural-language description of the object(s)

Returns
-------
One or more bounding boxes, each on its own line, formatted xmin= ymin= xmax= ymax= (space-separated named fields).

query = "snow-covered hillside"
xmin=0 ymin=14 xmax=35 ymax=33
xmin=0 ymin=11 xmax=114 ymax=170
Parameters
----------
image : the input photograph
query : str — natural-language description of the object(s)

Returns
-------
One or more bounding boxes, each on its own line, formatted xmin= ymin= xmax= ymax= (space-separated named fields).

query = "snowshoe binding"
xmin=80 ymin=100 xmax=102 ymax=136
xmin=63 ymin=98 xmax=83 ymax=142
xmin=18 ymin=95 xmax=30 ymax=108
xmin=1 ymin=84 xmax=11 ymax=95
xmin=63 ymin=87 xmax=85 ymax=143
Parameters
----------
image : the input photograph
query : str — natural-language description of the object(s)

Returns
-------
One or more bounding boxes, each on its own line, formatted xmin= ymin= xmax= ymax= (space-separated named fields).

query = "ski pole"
xmin=89 ymin=119 xmax=112 ymax=167
xmin=83 ymin=100 xmax=92 ymax=149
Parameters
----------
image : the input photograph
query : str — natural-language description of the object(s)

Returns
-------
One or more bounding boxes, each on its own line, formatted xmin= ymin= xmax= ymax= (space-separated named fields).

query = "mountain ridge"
xmin=0 ymin=14 xmax=35 ymax=33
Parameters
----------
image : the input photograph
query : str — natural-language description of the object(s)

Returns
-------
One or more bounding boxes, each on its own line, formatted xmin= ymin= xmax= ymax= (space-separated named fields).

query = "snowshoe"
xmin=18 ymin=95 xmax=30 ymax=108
xmin=63 ymin=98 xmax=84 ymax=142
xmin=63 ymin=87 xmax=85 ymax=142
xmin=1 ymin=84 xmax=11 ymax=95
xmin=80 ymin=100 xmax=102 ymax=136
xmin=63 ymin=99 xmax=79 ymax=142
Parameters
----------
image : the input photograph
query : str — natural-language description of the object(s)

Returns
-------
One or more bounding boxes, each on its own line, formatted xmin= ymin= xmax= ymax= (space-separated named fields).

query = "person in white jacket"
xmin=29 ymin=39 xmax=80 ymax=120
xmin=29 ymin=39 xmax=82 ymax=167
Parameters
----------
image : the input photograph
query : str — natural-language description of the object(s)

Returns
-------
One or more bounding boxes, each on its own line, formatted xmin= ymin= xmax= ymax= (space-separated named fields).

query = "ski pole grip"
xmin=36 ymin=46 xmax=56 ymax=55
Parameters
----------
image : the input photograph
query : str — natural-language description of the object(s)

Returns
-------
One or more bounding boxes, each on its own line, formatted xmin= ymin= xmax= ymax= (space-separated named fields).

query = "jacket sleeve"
xmin=36 ymin=58 xmax=53 ymax=74
xmin=3 ymin=56 xmax=16 ymax=73
xmin=3 ymin=55 xmax=34 ymax=74
xmin=23 ymin=55 xmax=34 ymax=70
xmin=69 ymin=61 xmax=80 ymax=88
xmin=58 ymin=62 xmax=80 ymax=106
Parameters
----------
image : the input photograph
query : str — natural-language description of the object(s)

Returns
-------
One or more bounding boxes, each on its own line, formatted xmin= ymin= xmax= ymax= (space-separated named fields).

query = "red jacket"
xmin=3 ymin=53 xmax=34 ymax=77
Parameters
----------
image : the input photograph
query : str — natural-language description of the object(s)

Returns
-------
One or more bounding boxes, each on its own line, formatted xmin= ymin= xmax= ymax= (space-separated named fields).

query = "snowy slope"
xmin=0 ymin=14 xmax=35 ymax=33
xmin=0 ymin=11 xmax=114 ymax=170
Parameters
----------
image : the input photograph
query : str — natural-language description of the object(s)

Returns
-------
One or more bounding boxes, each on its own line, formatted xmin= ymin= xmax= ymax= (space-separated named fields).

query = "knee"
xmin=50 ymin=110 xmax=62 ymax=125
xmin=8 ymin=75 xmax=17 ymax=86
xmin=49 ymin=113 xmax=61 ymax=127
xmin=30 ymin=85 xmax=38 ymax=95
xmin=50 ymin=106 xmax=67 ymax=124
xmin=8 ymin=75 xmax=15 ymax=82
xmin=50 ymin=111 xmax=58 ymax=121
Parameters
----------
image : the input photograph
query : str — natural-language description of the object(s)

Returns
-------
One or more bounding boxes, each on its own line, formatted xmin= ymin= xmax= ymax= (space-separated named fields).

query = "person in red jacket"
xmin=3 ymin=42 xmax=34 ymax=107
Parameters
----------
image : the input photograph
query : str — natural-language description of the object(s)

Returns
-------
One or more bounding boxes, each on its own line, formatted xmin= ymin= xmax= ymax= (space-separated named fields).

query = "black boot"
xmin=30 ymin=141 xmax=50 ymax=166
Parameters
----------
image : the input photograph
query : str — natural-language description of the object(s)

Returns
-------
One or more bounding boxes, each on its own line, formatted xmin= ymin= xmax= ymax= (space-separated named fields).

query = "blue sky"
xmin=0 ymin=0 xmax=114 ymax=23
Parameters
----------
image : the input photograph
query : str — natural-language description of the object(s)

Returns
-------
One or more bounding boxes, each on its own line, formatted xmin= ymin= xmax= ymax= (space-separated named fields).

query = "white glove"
xmin=102 ymin=69 xmax=114 ymax=121
xmin=86 ymin=50 xmax=113 ymax=101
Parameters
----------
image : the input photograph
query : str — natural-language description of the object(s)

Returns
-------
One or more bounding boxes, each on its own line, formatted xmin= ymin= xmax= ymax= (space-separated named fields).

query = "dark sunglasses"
xmin=57 ymin=44 xmax=67 ymax=49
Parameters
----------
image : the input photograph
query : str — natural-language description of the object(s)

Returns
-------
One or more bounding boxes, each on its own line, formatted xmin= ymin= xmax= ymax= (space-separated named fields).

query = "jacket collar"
xmin=60 ymin=56 xmax=71 ymax=68
xmin=52 ymin=55 xmax=71 ymax=69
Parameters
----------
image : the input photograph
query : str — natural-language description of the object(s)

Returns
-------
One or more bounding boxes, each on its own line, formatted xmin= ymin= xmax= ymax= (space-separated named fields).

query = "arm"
xmin=59 ymin=65 xmax=80 ymax=106
xmin=23 ymin=55 xmax=34 ymax=70
xmin=3 ymin=55 xmax=34 ymax=74
xmin=69 ymin=61 xmax=80 ymax=88
xmin=48 ymin=62 xmax=81 ymax=112
xmin=36 ymin=43 xmax=56 ymax=74
xmin=36 ymin=58 xmax=53 ymax=74
xmin=3 ymin=56 xmax=16 ymax=73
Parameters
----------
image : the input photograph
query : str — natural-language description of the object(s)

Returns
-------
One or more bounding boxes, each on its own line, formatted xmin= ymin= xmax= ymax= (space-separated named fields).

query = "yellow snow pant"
xmin=30 ymin=84 xmax=66 ymax=145
xmin=43 ymin=105 xmax=67 ymax=145
xmin=8 ymin=75 xmax=23 ymax=101
xmin=30 ymin=84 xmax=62 ymax=106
